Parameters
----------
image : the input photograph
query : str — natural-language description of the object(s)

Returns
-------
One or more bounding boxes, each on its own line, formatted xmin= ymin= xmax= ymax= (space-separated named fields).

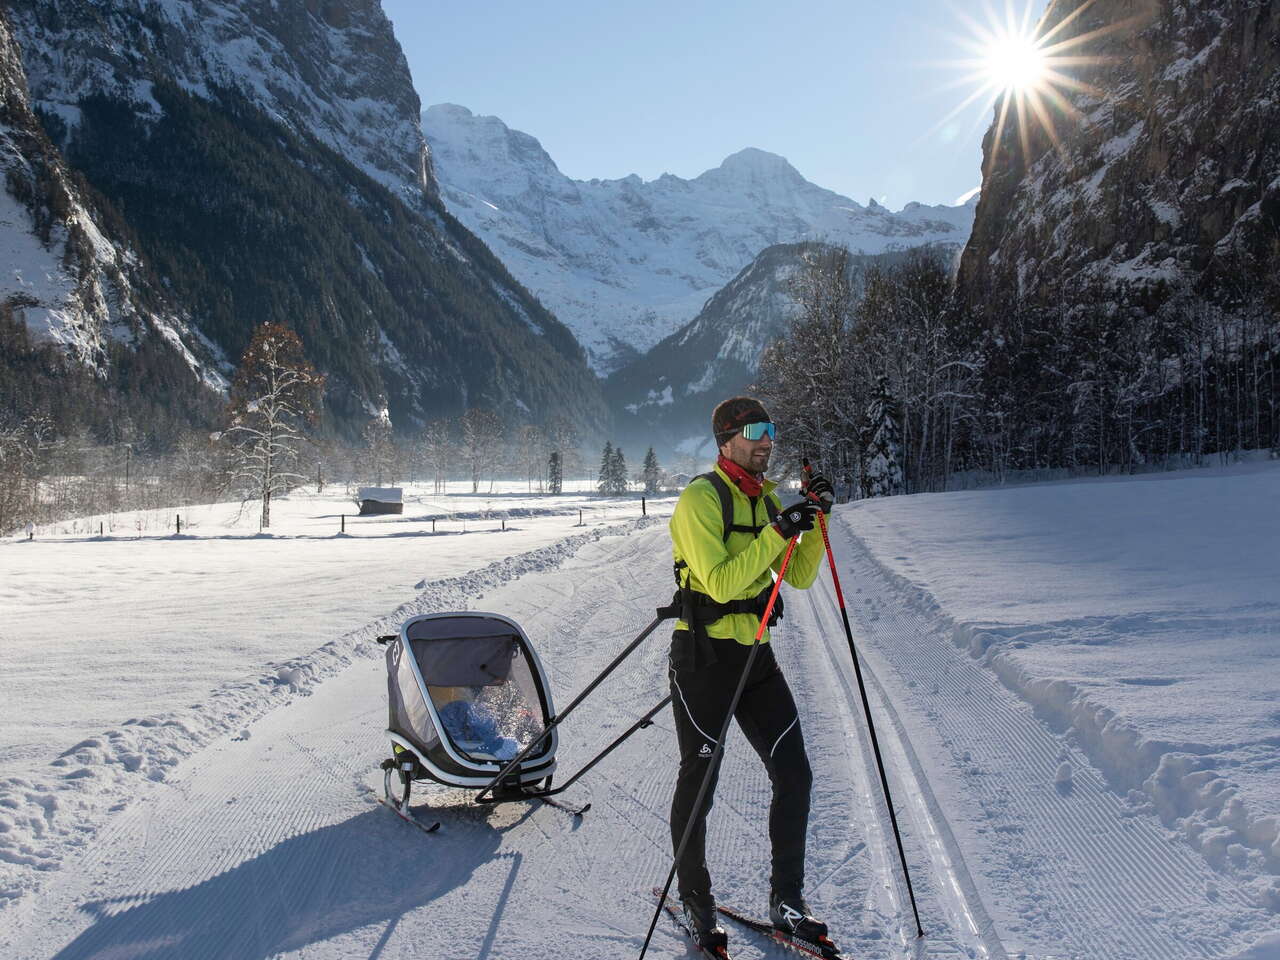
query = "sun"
xmin=930 ymin=0 xmax=1137 ymax=176
xmin=986 ymin=33 xmax=1047 ymax=93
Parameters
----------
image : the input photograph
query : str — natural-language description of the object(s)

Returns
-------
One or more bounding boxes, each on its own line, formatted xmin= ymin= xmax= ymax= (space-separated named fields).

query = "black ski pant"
xmin=668 ymin=630 xmax=812 ymax=901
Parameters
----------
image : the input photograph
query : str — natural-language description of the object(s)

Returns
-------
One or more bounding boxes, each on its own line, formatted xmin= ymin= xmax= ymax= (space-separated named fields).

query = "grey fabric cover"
xmin=388 ymin=638 xmax=439 ymax=757
xmin=411 ymin=634 xmax=515 ymax=686
xmin=386 ymin=613 xmax=552 ymax=772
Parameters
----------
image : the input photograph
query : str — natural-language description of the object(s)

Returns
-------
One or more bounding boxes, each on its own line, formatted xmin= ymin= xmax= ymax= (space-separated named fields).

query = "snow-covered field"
xmin=1 ymin=466 xmax=1277 ymax=959
xmin=0 ymin=485 xmax=671 ymax=899
xmin=849 ymin=461 xmax=1280 ymax=883
xmin=2 ymin=483 xmax=664 ymax=766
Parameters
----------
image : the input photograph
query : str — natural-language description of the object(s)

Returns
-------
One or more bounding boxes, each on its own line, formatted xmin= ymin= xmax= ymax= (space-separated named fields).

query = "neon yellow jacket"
xmin=670 ymin=465 xmax=826 ymax=644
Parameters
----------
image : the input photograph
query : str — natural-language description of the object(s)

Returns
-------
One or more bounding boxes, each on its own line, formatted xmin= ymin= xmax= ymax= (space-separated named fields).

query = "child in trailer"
xmin=431 ymin=686 xmax=522 ymax=761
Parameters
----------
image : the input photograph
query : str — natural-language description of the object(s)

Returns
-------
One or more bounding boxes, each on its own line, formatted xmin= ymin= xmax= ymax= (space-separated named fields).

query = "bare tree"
xmin=459 ymin=408 xmax=503 ymax=494
xmin=362 ymin=404 xmax=395 ymax=486
xmin=419 ymin=419 xmax=453 ymax=495
xmin=515 ymin=424 xmax=545 ymax=492
xmin=0 ymin=419 xmax=38 ymax=533
xmin=221 ymin=323 xmax=323 ymax=529
xmin=757 ymin=244 xmax=864 ymax=487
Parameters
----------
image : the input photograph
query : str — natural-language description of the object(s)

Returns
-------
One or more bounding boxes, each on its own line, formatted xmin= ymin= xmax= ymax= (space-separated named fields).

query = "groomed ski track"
xmin=3 ymin=518 xmax=1265 ymax=959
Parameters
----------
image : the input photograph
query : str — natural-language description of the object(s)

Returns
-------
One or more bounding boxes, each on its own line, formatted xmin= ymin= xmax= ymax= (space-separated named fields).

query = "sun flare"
xmin=933 ymin=0 xmax=1132 ymax=177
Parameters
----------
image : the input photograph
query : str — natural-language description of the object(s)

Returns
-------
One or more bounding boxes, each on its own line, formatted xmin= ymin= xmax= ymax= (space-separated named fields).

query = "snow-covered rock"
xmin=424 ymin=103 xmax=976 ymax=374
xmin=8 ymin=0 xmax=433 ymax=205
xmin=959 ymin=0 xmax=1280 ymax=300
xmin=2 ymin=2 xmax=607 ymax=437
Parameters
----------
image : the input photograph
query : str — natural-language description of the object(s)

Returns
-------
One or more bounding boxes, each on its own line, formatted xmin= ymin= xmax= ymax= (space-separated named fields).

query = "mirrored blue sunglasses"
xmin=740 ymin=421 xmax=776 ymax=442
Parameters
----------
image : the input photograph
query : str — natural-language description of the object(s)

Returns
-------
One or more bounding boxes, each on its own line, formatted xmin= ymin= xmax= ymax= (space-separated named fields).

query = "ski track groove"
xmin=819 ymin=561 xmax=1145 ymax=960
xmin=852 ymin=579 xmax=1218 ymax=960
xmin=778 ymin=598 xmax=972 ymax=959
xmin=827 ymin=514 xmax=1254 ymax=960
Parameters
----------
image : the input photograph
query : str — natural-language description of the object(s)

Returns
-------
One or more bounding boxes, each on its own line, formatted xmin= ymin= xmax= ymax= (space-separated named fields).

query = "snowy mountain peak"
xmin=428 ymin=102 xmax=474 ymax=120
xmin=703 ymin=147 xmax=805 ymax=183
xmin=423 ymin=105 xmax=976 ymax=374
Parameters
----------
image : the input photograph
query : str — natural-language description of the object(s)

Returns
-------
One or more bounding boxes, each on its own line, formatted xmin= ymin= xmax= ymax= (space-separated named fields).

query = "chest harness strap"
xmin=663 ymin=471 xmax=785 ymax=636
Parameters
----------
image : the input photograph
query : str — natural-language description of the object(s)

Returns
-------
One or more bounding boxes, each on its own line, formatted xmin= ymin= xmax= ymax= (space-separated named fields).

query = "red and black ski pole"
xmin=639 ymin=535 xmax=801 ymax=960
xmin=802 ymin=459 xmax=925 ymax=939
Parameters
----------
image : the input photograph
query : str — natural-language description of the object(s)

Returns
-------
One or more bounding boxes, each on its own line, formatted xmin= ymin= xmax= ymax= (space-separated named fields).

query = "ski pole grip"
xmin=800 ymin=457 xmax=825 ymax=507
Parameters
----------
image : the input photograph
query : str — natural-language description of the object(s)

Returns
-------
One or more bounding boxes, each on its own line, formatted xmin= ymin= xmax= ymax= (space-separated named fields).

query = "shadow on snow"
xmin=51 ymin=805 xmax=518 ymax=960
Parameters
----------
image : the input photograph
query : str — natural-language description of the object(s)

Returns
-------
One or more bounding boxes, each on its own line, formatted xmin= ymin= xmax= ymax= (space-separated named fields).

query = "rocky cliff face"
xmin=424 ymin=103 xmax=976 ymax=374
xmin=959 ymin=0 xmax=1280 ymax=304
xmin=1 ymin=11 xmax=222 ymax=389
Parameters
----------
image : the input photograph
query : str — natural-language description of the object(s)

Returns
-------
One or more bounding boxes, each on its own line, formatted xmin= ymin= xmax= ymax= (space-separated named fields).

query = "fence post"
xmin=341 ymin=514 xmax=345 ymax=533
xmin=502 ymin=518 xmax=506 ymax=531
xmin=99 ymin=521 xmax=104 ymax=537
xmin=642 ymin=496 xmax=646 ymax=516
xmin=176 ymin=514 xmax=182 ymax=534
xmin=432 ymin=518 xmax=436 ymax=533
xmin=578 ymin=509 xmax=583 ymax=526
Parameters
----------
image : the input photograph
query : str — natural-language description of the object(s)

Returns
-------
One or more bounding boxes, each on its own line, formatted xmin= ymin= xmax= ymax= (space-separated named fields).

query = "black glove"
xmin=803 ymin=473 xmax=835 ymax=514
xmin=773 ymin=500 xmax=819 ymax=539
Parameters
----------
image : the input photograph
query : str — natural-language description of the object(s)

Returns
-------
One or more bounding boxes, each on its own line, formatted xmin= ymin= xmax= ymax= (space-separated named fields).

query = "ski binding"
xmin=717 ymin=901 xmax=846 ymax=960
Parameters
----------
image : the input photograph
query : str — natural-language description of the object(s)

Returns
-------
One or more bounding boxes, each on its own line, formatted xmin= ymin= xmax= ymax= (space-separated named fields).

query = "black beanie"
xmin=712 ymin=396 xmax=770 ymax=445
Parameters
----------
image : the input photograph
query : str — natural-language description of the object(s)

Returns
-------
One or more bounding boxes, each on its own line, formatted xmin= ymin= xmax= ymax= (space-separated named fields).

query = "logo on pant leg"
xmin=699 ymin=743 xmax=713 ymax=757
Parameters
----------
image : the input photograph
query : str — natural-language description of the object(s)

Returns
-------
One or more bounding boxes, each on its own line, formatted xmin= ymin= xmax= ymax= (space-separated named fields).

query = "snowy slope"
xmin=3 ymin=2 xmax=608 ymax=436
xmin=424 ymin=104 xmax=977 ymax=373
xmin=2 ymin=466 xmax=1278 ymax=959
xmin=845 ymin=460 xmax=1280 ymax=907
xmin=0 ymin=11 xmax=223 ymax=386
xmin=0 ymin=485 xmax=669 ymax=899
xmin=9 ymin=0 xmax=432 ymax=205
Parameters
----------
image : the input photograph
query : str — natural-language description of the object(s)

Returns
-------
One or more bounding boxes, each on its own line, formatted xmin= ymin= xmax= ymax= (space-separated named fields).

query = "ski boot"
xmin=770 ymin=890 xmax=839 ymax=957
xmin=682 ymin=891 xmax=731 ymax=958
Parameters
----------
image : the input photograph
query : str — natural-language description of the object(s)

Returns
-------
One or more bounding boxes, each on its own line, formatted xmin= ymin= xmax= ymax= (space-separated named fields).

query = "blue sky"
xmin=382 ymin=1 xmax=1050 ymax=209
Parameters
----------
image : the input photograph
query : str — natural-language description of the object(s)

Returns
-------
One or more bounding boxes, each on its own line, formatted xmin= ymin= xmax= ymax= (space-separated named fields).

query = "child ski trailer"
xmin=376 ymin=612 xmax=559 ymax=814
xmin=375 ymin=610 xmax=678 ymax=821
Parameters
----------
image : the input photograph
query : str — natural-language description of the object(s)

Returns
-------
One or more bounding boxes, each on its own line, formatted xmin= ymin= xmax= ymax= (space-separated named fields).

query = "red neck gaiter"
xmin=717 ymin=454 xmax=764 ymax=498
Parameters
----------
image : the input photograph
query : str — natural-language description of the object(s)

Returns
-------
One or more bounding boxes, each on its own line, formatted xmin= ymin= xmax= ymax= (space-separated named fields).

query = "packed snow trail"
xmin=2 ymin=519 xmax=1272 ymax=958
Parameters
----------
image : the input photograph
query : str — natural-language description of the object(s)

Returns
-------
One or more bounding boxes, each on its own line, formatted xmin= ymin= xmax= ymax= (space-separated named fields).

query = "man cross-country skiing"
xmin=668 ymin=396 xmax=836 ymax=955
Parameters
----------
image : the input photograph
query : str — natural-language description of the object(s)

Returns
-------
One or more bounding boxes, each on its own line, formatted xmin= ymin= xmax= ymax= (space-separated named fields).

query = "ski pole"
xmin=639 ymin=535 xmax=800 ymax=960
xmin=802 ymin=459 xmax=925 ymax=938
